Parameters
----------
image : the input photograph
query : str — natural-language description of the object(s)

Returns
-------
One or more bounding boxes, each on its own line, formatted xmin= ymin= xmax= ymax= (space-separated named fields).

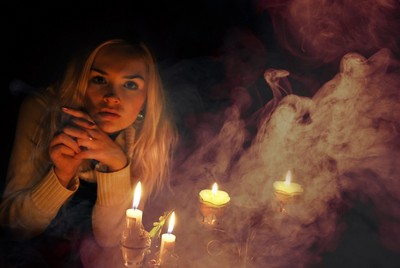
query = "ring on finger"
xmin=88 ymin=132 xmax=94 ymax=141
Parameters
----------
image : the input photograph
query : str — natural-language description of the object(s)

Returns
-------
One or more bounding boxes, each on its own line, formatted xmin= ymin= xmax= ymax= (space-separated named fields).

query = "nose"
xmin=103 ymin=87 xmax=120 ymax=104
xmin=103 ymin=94 xmax=120 ymax=104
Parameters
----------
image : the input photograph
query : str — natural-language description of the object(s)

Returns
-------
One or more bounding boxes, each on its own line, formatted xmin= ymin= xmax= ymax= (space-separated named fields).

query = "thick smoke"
xmin=143 ymin=1 xmax=400 ymax=267
xmin=260 ymin=0 xmax=400 ymax=65
xmin=256 ymin=0 xmax=400 ymax=95
xmin=162 ymin=47 xmax=400 ymax=268
xmin=230 ymin=48 xmax=400 ymax=267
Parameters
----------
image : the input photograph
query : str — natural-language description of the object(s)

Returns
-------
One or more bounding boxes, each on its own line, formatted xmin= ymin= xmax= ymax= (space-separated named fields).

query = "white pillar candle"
xmin=126 ymin=208 xmax=143 ymax=223
xmin=159 ymin=212 xmax=176 ymax=265
xmin=126 ymin=181 xmax=143 ymax=225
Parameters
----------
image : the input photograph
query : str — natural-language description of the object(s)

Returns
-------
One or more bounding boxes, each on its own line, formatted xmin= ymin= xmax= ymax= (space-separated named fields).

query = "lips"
xmin=97 ymin=109 xmax=121 ymax=120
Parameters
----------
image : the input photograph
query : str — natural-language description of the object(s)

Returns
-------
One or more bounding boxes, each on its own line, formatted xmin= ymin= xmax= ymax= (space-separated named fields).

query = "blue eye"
xmin=91 ymin=76 xmax=107 ymax=84
xmin=124 ymin=81 xmax=139 ymax=90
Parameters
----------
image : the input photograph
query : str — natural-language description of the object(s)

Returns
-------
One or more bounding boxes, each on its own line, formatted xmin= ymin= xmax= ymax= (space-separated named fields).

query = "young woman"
xmin=0 ymin=39 xmax=177 ymax=248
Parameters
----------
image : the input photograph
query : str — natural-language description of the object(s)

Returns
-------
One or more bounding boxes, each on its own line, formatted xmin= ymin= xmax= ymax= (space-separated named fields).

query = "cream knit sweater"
xmin=0 ymin=93 xmax=135 ymax=247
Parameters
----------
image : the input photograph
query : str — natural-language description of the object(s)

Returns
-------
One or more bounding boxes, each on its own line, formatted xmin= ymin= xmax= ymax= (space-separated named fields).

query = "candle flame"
xmin=284 ymin=170 xmax=292 ymax=187
xmin=212 ymin=182 xmax=218 ymax=195
xmin=133 ymin=181 xmax=141 ymax=209
xmin=167 ymin=211 xmax=175 ymax=234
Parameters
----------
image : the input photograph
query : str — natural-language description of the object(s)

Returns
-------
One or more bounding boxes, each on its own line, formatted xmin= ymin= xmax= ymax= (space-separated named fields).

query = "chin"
xmin=97 ymin=122 xmax=121 ymax=135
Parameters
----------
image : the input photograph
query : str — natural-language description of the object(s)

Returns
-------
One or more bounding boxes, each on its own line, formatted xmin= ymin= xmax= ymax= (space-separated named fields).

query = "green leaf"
xmin=148 ymin=210 xmax=173 ymax=238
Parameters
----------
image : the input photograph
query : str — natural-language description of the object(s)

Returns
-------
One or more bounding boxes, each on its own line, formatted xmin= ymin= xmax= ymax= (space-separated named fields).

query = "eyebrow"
xmin=91 ymin=68 xmax=145 ymax=80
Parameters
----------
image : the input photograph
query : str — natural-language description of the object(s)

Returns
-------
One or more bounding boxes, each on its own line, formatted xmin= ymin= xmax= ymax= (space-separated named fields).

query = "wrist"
xmin=106 ymin=155 xmax=128 ymax=172
xmin=54 ymin=167 xmax=75 ymax=188
xmin=107 ymin=159 xmax=128 ymax=172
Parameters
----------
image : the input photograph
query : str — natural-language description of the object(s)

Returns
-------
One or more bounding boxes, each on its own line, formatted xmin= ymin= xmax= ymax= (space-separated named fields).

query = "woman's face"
xmin=84 ymin=45 xmax=148 ymax=134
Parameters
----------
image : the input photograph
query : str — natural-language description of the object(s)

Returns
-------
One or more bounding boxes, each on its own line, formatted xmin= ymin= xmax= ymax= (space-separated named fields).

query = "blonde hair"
xmin=37 ymin=39 xmax=177 ymax=197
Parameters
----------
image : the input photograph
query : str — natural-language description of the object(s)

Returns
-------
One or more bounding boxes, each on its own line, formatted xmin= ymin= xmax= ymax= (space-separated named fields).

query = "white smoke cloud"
xmin=260 ymin=0 xmax=400 ymax=65
xmin=142 ymin=1 xmax=400 ymax=267
xmin=255 ymin=0 xmax=400 ymax=96
xmin=160 ymin=48 xmax=400 ymax=267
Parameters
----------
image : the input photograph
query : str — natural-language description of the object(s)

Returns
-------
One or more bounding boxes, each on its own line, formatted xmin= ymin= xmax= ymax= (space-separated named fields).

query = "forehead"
xmin=92 ymin=45 xmax=148 ymax=75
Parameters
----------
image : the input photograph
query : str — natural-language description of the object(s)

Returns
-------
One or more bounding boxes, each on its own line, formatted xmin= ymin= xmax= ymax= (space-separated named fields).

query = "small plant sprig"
xmin=149 ymin=210 xmax=173 ymax=239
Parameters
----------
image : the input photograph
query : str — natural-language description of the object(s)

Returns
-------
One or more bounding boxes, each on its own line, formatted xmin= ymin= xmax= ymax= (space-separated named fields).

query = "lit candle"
xmin=159 ymin=211 xmax=176 ymax=265
xmin=126 ymin=181 xmax=143 ymax=223
xmin=273 ymin=170 xmax=304 ymax=197
xmin=121 ymin=181 xmax=151 ymax=267
xmin=199 ymin=182 xmax=230 ymax=207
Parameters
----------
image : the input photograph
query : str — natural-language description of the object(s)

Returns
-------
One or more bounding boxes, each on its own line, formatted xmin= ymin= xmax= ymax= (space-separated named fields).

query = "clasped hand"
xmin=49 ymin=107 xmax=127 ymax=188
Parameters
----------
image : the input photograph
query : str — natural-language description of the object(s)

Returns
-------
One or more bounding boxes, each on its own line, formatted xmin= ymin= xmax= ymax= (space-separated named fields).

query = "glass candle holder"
xmin=274 ymin=191 xmax=302 ymax=203
xmin=199 ymin=200 xmax=229 ymax=226
xmin=272 ymin=171 xmax=304 ymax=212
xmin=273 ymin=191 xmax=303 ymax=213
xmin=198 ymin=184 xmax=230 ymax=226
xmin=157 ymin=252 xmax=179 ymax=268
xmin=120 ymin=216 xmax=151 ymax=267
xmin=121 ymin=245 xmax=151 ymax=267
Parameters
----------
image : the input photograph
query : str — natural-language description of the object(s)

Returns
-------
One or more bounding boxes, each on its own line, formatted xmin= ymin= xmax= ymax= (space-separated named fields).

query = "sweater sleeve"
xmin=0 ymin=95 xmax=77 ymax=239
xmin=91 ymin=163 xmax=132 ymax=247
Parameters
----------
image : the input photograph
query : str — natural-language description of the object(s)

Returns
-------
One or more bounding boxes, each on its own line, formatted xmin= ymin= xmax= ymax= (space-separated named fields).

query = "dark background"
xmin=1 ymin=1 xmax=278 ymax=185
xmin=2 ymin=1 xmax=400 ymax=267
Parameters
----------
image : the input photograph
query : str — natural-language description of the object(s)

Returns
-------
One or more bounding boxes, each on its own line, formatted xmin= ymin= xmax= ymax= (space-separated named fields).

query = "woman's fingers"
xmin=62 ymin=107 xmax=95 ymax=125
xmin=51 ymin=143 xmax=78 ymax=157
xmin=50 ymin=132 xmax=81 ymax=154
xmin=71 ymin=118 xmax=97 ymax=129
xmin=63 ymin=125 xmax=98 ymax=141
xmin=61 ymin=107 xmax=99 ymax=145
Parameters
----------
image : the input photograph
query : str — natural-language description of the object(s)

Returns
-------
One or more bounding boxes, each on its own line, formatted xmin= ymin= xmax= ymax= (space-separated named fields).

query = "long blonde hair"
xmin=37 ymin=39 xmax=177 ymax=197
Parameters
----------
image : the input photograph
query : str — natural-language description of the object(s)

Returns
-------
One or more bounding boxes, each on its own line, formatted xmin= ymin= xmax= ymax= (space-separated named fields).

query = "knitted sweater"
xmin=0 ymin=93 xmax=135 ymax=247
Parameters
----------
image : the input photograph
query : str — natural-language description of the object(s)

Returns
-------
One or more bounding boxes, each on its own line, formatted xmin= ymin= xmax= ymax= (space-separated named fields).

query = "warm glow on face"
xmin=284 ymin=170 xmax=292 ymax=187
xmin=133 ymin=181 xmax=141 ymax=209
xmin=212 ymin=183 xmax=218 ymax=195
xmin=167 ymin=211 xmax=175 ymax=234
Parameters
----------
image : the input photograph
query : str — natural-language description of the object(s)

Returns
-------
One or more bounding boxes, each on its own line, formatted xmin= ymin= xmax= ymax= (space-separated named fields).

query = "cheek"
xmin=84 ymin=91 xmax=101 ymax=113
xmin=127 ymin=100 xmax=143 ymax=116
xmin=120 ymin=106 xmax=140 ymax=128
xmin=125 ymin=97 xmax=146 ymax=119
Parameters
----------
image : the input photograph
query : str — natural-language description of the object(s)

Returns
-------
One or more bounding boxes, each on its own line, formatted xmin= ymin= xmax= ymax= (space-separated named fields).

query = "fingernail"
xmin=62 ymin=107 xmax=68 ymax=111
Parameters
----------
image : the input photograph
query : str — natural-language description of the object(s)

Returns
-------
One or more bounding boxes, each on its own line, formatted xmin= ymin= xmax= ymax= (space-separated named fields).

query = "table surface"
xmin=79 ymin=203 xmax=253 ymax=268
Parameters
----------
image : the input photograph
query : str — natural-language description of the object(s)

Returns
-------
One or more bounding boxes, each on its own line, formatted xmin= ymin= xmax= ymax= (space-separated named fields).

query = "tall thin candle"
xmin=159 ymin=211 xmax=176 ymax=265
